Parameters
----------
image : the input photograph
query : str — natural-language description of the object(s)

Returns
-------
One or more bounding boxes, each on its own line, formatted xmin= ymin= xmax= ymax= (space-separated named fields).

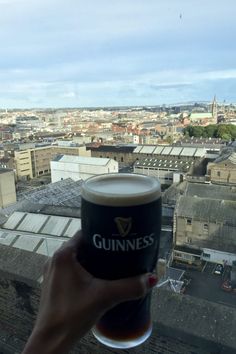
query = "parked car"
xmin=214 ymin=264 xmax=224 ymax=275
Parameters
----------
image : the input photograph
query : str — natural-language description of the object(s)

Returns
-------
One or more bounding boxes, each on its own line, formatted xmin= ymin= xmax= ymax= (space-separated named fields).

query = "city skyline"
xmin=1 ymin=0 xmax=236 ymax=108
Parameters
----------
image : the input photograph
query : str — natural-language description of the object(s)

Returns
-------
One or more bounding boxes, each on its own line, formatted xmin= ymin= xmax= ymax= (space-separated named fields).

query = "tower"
xmin=212 ymin=95 xmax=217 ymax=123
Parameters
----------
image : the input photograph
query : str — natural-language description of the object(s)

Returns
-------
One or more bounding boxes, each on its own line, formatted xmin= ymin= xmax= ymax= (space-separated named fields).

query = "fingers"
xmin=49 ymin=230 xmax=83 ymax=263
xmin=59 ymin=229 xmax=83 ymax=251
xmin=102 ymin=273 xmax=158 ymax=308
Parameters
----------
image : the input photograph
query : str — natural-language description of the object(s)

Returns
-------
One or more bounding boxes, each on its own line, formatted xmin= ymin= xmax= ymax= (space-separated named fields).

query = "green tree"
xmin=205 ymin=125 xmax=218 ymax=138
xmin=191 ymin=126 xmax=204 ymax=137
xmin=221 ymin=133 xmax=231 ymax=141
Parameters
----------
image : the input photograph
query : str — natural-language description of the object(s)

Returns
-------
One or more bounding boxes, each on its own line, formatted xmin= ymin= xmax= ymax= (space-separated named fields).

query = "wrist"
xmin=23 ymin=324 xmax=74 ymax=354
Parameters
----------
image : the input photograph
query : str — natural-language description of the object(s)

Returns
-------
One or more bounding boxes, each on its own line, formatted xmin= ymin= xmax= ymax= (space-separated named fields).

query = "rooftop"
xmin=177 ymin=196 xmax=236 ymax=226
xmin=52 ymin=154 xmax=112 ymax=166
xmin=0 ymin=211 xmax=81 ymax=257
xmin=214 ymin=150 xmax=236 ymax=165
xmin=88 ymin=144 xmax=136 ymax=153
xmin=185 ymin=182 xmax=236 ymax=201
xmin=133 ymin=145 xmax=206 ymax=158
xmin=135 ymin=157 xmax=193 ymax=172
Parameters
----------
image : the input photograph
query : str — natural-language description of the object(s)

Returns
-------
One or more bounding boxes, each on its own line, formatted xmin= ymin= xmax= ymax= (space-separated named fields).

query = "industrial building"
xmin=50 ymin=155 xmax=118 ymax=182
xmin=14 ymin=145 xmax=90 ymax=180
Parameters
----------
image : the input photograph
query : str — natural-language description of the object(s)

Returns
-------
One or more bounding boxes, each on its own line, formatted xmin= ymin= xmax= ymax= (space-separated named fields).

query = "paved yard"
xmin=175 ymin=263 xmax=236 ymax=309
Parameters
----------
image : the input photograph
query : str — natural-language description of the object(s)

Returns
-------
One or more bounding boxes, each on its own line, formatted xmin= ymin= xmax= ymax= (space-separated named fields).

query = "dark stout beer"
xmin=80 ymin=173 xmax=161 ymax=348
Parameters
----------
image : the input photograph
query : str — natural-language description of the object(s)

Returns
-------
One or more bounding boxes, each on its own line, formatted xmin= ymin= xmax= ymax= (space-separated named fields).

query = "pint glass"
xmin=80 ymin=173 xmax=161 ymax=349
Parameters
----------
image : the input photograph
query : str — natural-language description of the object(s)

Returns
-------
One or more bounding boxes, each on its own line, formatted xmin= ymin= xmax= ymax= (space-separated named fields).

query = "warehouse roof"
xmin=52 ymin=154 xmax=113 ymax=166
xmin=0 ymin=211 xmax=81 ymax=257
xmin=89 ymin=145 xmax=136 ymax=153
xmin=19 ymin=178 xmax=83 ymax=208
xmin=186 ymin=183 xmax=236 ymax=201
xmin=135 ymin=157 xmax=193 ymax=172
xmin=176 ymin=196 xmax=236 ymax=225
xmin=133 ymin=145 xmax=206 ymax=158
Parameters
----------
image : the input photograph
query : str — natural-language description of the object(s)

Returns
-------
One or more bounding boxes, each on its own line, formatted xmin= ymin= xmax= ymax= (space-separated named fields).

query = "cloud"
xmin=0 ymin=0 xmax=236 ymax=107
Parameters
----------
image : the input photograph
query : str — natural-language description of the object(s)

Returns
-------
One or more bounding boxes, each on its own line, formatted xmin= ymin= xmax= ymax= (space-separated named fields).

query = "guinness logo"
xmin=114 ymin=217 xmax=132 ymax=237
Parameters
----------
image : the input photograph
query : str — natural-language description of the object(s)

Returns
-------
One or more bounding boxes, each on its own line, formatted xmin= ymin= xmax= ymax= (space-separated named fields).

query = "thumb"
xmin=103 ymin=273 xmax=158 ymax=308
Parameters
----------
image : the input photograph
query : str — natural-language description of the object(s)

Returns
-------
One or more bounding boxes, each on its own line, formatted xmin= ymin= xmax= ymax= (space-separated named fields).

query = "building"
xmin=50 ymin=155 xmax=118 ymax=182
xmin=0 ymin=176 xmax=235 ymax=353
xmin=88 ymin=144 xmax=136 ymax=166
xmin=174 ymin=137 xmax=227 ymax=151
xmin=89 ymin=144 xmax=209 ymax=170
xmin=207 ymin=151 xmax=236 ymax=185
xmin=0 ymin=169 xmax=16 ymax=208
xmin=14 ymin=145 xmax=91 ymax=180
xmin=134 ymin=157 xmax=192 ymax=185
xmin=0 ymin=183 xmax=235 ymax=352
xmin=174 ymin=195 xmax=236 ymax=265
xmin=133 ymin=146 xmax=209 ymax=185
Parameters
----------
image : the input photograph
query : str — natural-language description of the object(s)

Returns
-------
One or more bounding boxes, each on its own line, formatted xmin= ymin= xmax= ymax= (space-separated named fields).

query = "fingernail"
xmin=148 ymin=274 xmax=158 ymax=288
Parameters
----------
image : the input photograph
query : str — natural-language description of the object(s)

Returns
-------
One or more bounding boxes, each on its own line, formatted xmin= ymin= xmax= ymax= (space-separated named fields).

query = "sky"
xmin=1 ymin=0 xmax=236 ymax=108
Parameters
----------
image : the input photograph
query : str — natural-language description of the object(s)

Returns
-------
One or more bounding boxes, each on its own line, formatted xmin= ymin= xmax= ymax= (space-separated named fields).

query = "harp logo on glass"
xmin=114 ymin=217 xmax=132 ymax=237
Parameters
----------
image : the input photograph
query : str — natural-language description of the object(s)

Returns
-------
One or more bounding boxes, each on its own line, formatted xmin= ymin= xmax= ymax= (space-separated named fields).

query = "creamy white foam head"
xmin=81 ymin=173 xmax=161 ymax=206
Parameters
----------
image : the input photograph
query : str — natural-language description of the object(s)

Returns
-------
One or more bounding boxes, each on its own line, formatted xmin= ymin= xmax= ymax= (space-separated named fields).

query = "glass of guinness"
xmin=80 ymin=173 xmax=161 ymax=349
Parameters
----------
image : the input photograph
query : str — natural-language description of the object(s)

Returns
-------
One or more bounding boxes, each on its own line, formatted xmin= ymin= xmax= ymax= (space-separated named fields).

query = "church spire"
xmin=212 ymin=95 xmax=217 ymax=122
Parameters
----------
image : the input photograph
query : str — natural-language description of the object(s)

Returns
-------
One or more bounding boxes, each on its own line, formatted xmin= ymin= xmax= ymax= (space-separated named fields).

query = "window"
xmin=217 ymin=171 xmax=221 ymax=177
xmin=121 ymin=157 xmax=124 ymax=162
xmin=203 ymin=223 xmax=209 ymax=232
xmin=186 ymin=237 xmax=192 ymax=244
xmin=174 ymin=252 xmax=182 ymax=258
xmin=186 ymin=218 xmax=192 ymax=225
xmin=203 ymin=253 xmax=210 ymax=259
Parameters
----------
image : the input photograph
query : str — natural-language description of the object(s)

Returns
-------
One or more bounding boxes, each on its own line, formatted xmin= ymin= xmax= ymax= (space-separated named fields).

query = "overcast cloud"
xmin=0 ymin=0 xmax=236 ymax=107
